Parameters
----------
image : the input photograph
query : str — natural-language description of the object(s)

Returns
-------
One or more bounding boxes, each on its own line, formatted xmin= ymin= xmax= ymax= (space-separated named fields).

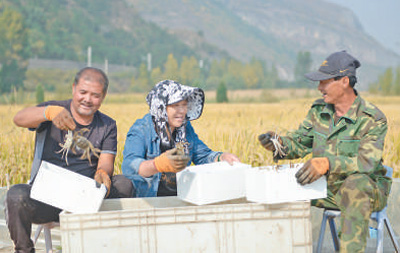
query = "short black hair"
xmin=74 ymin=67 xmax=109 ymax=94
xmin=334 ymin=75 xmax=357 ymax=88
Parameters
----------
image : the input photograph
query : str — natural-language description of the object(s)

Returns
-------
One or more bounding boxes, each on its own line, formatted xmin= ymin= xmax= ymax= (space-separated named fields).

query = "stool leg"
xmin=317 ymin=214 xmax=328 ymax=253
xmin=384 ymin=218 xmax=400 ymax=253
xmin=376 ymin=217 xmax=384 ymax=253
xmin=43 ymin=226 xmax=53 ymax=253
xmin=328 ymin=217 xmax=340 ymax=251
xmin=33 ymin=225 xmax=44 ymax=245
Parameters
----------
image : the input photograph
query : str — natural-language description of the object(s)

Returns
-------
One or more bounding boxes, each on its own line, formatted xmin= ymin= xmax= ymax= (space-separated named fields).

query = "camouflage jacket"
xmin=279 ymin=95 xmax=391 ymax=194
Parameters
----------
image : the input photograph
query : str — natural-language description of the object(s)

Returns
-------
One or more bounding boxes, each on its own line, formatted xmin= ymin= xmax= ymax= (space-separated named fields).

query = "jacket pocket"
xmin=338 ymin=139 xmax=360 ymax=157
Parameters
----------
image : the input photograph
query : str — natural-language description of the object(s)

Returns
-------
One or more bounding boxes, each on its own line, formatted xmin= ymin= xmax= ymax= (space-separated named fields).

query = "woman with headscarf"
xmin=122 ymin=80 xmax=240 ymax=197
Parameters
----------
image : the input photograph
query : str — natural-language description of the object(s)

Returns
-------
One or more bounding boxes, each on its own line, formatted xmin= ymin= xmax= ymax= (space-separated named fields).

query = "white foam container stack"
xmin=246 ymin=163 xmax=327 ymax=204
xmin=60 ymin=197 xmax=312 ymax=253
xmin=176 ymin=162 xmax=251 ymax=205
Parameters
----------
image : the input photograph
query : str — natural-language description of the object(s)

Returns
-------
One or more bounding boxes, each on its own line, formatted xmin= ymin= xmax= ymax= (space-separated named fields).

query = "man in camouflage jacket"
xmin=259 ymin=51 xmax=391 ymax=252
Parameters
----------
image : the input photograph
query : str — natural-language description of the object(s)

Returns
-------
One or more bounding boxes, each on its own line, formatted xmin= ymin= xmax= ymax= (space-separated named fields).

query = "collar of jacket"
xmin=145 ymin=113 xmax=160 ymax=143
xmin=320 ymin=95 xmax=361 ymax=124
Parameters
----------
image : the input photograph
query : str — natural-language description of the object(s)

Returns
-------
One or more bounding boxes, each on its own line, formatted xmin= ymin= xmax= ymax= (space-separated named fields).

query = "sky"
xmin=325 ymin=0 xmax=400 ymax=55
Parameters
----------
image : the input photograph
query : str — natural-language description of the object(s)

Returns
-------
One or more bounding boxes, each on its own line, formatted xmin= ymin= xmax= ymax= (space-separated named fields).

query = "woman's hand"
xmin=218 ymin=153 xmax=240 ymax=165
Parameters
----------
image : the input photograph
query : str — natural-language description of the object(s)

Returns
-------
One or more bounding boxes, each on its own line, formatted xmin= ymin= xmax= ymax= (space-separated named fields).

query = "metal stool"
xmin=316 ymin=166 xmax=399 ymax=253
xmin=33 ymin=222 xmax=59 ymax=253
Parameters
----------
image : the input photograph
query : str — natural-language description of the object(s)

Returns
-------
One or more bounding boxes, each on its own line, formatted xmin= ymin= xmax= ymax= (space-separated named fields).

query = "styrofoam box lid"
xmin=246 ymin=163 xmax=327 ymax=204
xmin=30 ymin=161 xmax=107 ymax=214
xmin=176 ymin=162 xmax=251 ymax=205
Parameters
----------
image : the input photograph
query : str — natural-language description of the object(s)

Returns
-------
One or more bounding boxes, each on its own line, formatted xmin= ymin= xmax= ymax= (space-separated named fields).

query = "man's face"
xmin=317 ymin=77 xmax=346 ymax=104
xmin=71 ymin=75 xmax=105 ymax=118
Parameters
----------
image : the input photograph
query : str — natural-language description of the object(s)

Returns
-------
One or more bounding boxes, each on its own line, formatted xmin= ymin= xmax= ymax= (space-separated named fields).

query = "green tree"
xmin=225 ymin=59 xmax=245 ymax=89
xmin=394 ymin=66 xmax=400 ymax=95
xmin=242 ymin=58 xmax=265 ymax=89
xmin=163 ymin=53 xmax=179 ymax=80
xmin=180 ymin=56 xmax=200 ymax=84
xmin=294 ymin=51 xmax=312 ymax=87
xmin=266 ymin=64 xmax=279 ymax=89
xmin=216 ymin=81 xmax=228 ymax=103
xmin=209 ymin=59 xmax=227 ymax=77
xmin=381 ymin=68 xmax=393 ymax=95
xmin=0 ymin=5 xmax=30 ymax=93
xmin=150 ymin=67 xmax=163 ymax=85
xmin=35 ymin=84 xmax=44 ymax=103
xmin=250 ymin=58 xmax=265 ymax=88
xmin=136 ymin=63 xmax=150 ymax=92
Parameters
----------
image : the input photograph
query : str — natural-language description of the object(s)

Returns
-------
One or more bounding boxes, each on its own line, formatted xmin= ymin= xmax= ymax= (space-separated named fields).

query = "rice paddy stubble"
xmin=1 ymin=98 xmax=399 ymax=186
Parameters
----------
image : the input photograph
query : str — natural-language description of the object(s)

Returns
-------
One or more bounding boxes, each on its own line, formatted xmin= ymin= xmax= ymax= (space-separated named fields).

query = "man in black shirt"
xmin=5 ymin=67 xmax=133 ymax=253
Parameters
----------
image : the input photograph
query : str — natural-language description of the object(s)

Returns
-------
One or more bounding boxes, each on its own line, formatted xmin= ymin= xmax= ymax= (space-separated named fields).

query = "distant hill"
xmin=127 ymin=0 xmax=400 ymax=88
xmin=4 ymin=0 xmax=228 ymax=68
xmin=4 ymin=0 xmax=400 ymax=90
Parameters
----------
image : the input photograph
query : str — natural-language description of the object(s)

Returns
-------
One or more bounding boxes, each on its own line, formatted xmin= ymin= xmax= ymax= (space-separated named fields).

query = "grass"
xmin=1 ymin=94 xmax=399 ymax=186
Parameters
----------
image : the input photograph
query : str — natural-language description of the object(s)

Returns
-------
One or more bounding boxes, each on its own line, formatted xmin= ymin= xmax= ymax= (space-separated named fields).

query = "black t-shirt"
xmin=35 ymin=100 xmax=117 ymax=179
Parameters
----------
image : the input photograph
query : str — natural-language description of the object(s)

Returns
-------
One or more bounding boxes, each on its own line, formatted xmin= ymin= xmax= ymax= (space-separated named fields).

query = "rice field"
xmin=1 ymin=95 xmax=400 ymax=186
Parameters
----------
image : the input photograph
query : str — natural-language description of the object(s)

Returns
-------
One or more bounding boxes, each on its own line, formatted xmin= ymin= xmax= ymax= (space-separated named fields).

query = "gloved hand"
xmin=258 ymin=131 xmax=281 ymax=152
xmin=45 ymin=105 xmax=76 ymax=131
xmin=295 ymin=157 xmax=329 ymax=185
xmin=154 ymin=148 xmax=190 ymax=173
xmin=94 ymin=169 xmax=111 ymax=197
xmin=44 ymin=105 xmax=65 ymax=121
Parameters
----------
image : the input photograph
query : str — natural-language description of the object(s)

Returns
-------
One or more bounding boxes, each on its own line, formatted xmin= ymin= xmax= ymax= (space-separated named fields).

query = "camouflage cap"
xmin=305 ymin=51 xmax=361 ymax=81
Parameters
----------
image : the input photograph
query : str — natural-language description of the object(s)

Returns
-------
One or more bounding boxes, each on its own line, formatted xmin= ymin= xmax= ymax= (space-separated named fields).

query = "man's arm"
xmin=14 ymin=105 xmax=75 ymax=130
xmin=14 ymin=106 xmax=47 ymax=128
xmin=97 ymin=153 xmax=115 ymax=176
xmin=279 ymin=109 xmax=315 ymax=160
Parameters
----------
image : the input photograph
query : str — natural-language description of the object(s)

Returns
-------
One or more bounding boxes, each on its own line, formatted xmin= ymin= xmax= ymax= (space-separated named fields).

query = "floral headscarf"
xmin=146 ymin=80 xmax=205 ymax=150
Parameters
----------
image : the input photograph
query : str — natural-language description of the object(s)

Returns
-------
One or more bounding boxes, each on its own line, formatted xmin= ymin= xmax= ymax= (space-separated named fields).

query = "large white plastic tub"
xmin=246 ymin=163 xmax=327 ymax=204
xmin=60 ymin=197 xmax=312 ymax=252
xmin=176 ymin=162 xmax=251 ymax=205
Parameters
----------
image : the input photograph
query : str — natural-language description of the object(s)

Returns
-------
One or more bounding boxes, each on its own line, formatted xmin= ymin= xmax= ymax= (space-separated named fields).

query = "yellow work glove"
xmin=44 ymin=105 xmax=76 ymax=130
xmin=295 ymin=157 xmax=329 ymax=185
xmin=154 ymin=148 xmax=190 ymax=173
xmin=94 ymin=169 xmax=111 ymax=197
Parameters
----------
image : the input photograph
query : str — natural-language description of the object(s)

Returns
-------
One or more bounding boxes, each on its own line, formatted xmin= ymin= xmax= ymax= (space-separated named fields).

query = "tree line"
xmin=131 ymin=51 xmax=314 ymax=93
xmin=369 ymin=66 xmax=400 ymax=95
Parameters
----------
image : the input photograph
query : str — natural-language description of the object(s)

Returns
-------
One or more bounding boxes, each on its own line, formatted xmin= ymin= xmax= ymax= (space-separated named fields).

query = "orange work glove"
xmin=94 ymin=169 xmax=111 ymax=197
xmin=44 ymin=105 xmax=65 ymax=121
xmin=154 ymin=148 xmax=190 ymax=173
xmin=295 ymin=157 xmax=329 ymax=185
xmin=45 ymin=105 xmax=76 ymax=130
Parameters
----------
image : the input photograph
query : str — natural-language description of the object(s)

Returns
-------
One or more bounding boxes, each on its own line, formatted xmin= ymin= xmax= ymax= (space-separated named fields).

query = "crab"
xmin=175 ymin=141 xmax=189 ymax=156
xmin=57 ymin=128 xmax=101 ymax=166
xmin=270 ymin=132 xmax=287 ymax=159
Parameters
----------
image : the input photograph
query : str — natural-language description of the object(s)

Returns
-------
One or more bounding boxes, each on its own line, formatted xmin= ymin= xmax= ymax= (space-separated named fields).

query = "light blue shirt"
xmin=122 ymin=113 xmax=220 ymax=197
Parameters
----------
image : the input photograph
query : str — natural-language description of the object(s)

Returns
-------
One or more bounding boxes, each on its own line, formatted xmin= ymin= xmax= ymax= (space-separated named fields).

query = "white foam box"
xmin=30 ymin=161 xmax=107 ymax=214
xmin=246 ymin=163 xmax=327 ymax=204
xmin=60 ymin=197 xmax=313 ymax=253
xmin=176 ymin=161 xmax=251 ymax=205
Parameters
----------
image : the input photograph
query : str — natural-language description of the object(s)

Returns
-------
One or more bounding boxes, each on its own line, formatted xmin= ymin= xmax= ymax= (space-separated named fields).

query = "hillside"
xmin=3 ymin=0 xmax=400 ymax=90
xmin=127 ymin=0 xmax=400 ymax=87
xmin=4 ymin=0 xmax=227 ymax=68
